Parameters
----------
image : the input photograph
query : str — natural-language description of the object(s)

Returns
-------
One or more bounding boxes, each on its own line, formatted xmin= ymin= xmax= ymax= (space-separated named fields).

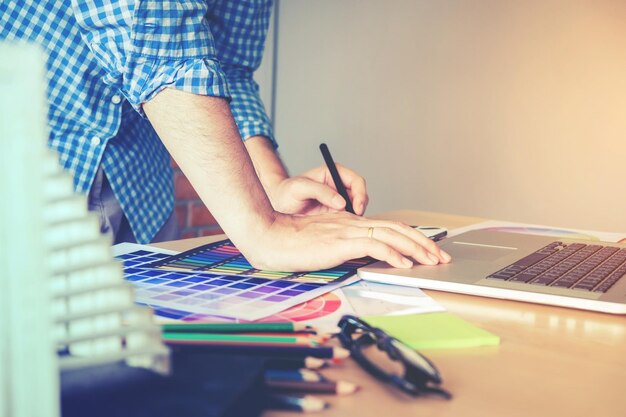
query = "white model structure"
xmin=0 ymin=44 xmax=169 ymax=417
xmin=45 ymin=131 xmax=170 ymax=374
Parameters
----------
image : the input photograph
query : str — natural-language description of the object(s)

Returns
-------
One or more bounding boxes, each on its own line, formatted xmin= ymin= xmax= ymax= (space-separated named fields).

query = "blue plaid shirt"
xmin=1 ymin=0 xmax=275 ymax=243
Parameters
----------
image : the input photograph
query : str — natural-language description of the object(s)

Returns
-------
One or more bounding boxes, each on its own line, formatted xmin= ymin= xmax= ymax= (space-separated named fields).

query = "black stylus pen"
xmin=319 ymin=143 xmax=355 ymax=214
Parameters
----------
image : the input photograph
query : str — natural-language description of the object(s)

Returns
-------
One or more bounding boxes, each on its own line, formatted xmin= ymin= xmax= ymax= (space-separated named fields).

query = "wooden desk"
xmin=155 ymin=210 xmax=626 ymax=417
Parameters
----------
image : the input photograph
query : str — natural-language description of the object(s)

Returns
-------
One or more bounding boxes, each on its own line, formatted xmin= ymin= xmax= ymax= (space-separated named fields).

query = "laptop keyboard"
xmin=487 ymin=241 xmax=626 ymax=293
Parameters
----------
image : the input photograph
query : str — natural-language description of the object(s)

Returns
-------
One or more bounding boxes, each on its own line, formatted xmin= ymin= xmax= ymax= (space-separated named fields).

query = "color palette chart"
xmin=113 ymin=243 xmax=360 ymax=321
xmin=147 ymin=239 xmax=377 ymax=284
xmin=150 ymin=291 xmax=352 ymax=332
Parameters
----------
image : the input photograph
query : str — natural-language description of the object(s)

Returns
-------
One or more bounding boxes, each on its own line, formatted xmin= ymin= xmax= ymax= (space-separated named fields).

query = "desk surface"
xmin=155 ymin=210 xmax=626 ymax=417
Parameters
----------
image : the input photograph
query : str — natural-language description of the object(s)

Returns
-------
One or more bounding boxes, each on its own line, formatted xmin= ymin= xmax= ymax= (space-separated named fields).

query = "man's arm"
xmin=143 ymin=90 xmax=274 ymax=263
xmin=144 ymin=88 xmax=450 ymax=271
xmin=243 ymin=136 xmax=289 ymax=205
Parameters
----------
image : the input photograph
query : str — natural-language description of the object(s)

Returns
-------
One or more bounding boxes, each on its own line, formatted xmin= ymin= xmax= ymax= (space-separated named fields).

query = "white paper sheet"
xmin=342 ymin=281 xmax=445 ymax=317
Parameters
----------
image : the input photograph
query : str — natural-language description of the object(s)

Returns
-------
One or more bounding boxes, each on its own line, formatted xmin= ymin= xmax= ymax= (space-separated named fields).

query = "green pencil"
xmin=162 ymin=322 xmax=316 ymax=334
xmin=162 ymin=332 xmax=319 ymax=346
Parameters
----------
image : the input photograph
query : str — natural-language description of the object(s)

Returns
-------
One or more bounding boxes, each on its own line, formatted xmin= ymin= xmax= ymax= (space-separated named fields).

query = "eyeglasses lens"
xmin=356 ymin=333 xmax=406 ymax=376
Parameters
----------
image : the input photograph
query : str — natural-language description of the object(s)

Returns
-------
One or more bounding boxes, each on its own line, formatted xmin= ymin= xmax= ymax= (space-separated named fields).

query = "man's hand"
xmin=270 ymin=164 xmax=369 ymax=215
xmin=248 ymin=211 xmax=451 ymax=272
xmin=244 ymin=136 xmax=368 ymax=215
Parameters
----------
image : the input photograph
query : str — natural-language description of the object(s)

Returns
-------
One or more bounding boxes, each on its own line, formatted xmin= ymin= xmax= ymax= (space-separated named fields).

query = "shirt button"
xmin=91 ymin=136 xmax=101 ymax=146
xmin=111 ymin=95 xmax=122 ymax=105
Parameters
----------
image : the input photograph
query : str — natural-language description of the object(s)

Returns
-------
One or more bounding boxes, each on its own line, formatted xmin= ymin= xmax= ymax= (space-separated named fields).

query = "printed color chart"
xmin=113 ymin=243 xmax=361 ymax=321
xmin=147 ymin=239 xmax=377 ymax=284
xmin=147 ymin=290 xmax=348 ymax=326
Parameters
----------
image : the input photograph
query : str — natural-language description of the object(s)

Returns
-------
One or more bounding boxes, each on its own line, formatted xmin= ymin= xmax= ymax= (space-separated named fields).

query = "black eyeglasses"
xmin=337 ymin=315 xmax=451 ymax=399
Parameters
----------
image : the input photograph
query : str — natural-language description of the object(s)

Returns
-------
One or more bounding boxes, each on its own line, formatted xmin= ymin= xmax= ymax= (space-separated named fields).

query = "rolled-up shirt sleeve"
xmin=70 ymin=0 xmax=231 ymax=113
xmin=210 ymin=1 xmax=276 ymax=147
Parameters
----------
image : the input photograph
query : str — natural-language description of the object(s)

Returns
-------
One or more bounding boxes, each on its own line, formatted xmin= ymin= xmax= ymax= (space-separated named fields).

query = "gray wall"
xmin=271 ymin=0 xmax=626 ymax=232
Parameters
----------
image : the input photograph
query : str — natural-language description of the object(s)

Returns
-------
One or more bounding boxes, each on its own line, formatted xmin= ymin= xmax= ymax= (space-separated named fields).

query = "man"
xmin=1 ymin=1 xmax=451 ymax=271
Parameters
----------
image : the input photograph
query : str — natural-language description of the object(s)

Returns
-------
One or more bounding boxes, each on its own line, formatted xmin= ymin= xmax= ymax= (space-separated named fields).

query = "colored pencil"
xmin=162 ymin=332 xmax=319 ymax=346
xmin=164 ymin=341 xmax=319 ymax=348
xmin=265 ymin=369 xmax=326 ymax=382
xmin=169 ymin=344 xmax=350 ymax=360
xmin=266 ymin=379 xmax=359 ymax=395
xmin=265 ymin=394 xmax=329 ymax=412
xmin=319 ymin=143 xmax=355 ymax=214
xmin=229 ymin=332 xmax=328 ymax=342
xmin=162 ymin=322 xmax=316 ymax=334
xmin=163 ymin=330 xmax=326 ymax=344
xmin=266 ymin=357 xmax=329 ymax=370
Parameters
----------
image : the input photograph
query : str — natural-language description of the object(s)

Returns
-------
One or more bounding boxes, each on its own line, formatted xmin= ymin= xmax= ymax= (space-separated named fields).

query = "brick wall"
xmin=172 ymin=159 xmax=223 ymax=239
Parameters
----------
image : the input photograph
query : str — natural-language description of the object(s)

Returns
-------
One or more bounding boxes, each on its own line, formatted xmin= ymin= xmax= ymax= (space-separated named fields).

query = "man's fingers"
xmin=365 ymin=226 xmax=440 ymax=265
xmin=342 ymin=225 xmax=439 ymax=265
xmin=345 ymin=238 xmax=414 ymax=269
xmin=289 ymin=178 xmax=346 ymax=210
xmin=353 ymin=219 xmax=451 ymax=263
xmin=299 ymin=164 xmax=369 ymax=215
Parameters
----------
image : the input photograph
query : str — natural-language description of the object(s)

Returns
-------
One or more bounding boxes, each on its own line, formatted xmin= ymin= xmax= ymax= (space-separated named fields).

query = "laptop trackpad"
xmin=445 ymin=241 xmax=517 ymax=262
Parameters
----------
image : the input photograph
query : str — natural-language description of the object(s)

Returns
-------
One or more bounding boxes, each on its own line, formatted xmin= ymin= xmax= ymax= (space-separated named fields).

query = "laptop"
xmin=358 ymin=230 xmax=626 ymax=314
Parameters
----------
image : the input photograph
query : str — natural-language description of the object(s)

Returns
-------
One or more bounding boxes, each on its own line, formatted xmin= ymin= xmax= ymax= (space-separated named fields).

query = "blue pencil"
xmin=265 ymin=369 xmax=326 ymax=382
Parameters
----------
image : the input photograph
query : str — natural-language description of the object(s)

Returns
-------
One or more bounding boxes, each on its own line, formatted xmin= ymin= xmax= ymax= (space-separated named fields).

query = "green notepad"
xmin=364 ymin=312 xmax=500 ymax=350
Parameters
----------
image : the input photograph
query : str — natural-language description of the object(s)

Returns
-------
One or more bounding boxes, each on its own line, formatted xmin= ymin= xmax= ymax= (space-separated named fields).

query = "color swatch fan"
xmin=0 ymin=44 xmax=168 ymax=417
